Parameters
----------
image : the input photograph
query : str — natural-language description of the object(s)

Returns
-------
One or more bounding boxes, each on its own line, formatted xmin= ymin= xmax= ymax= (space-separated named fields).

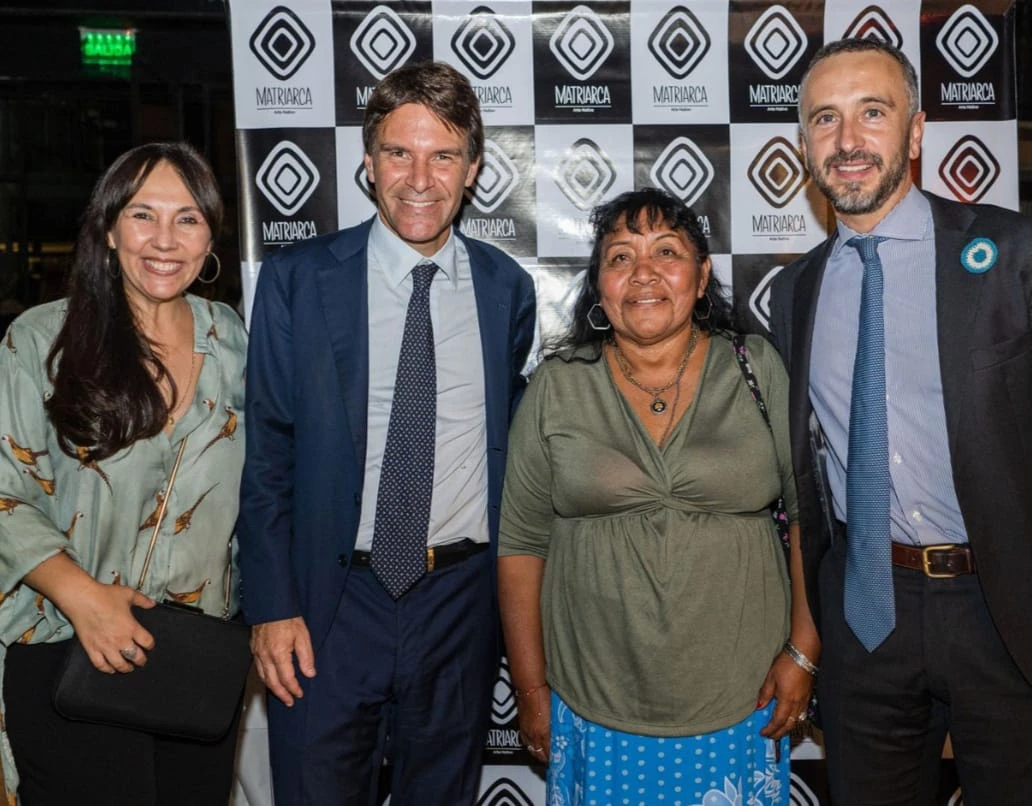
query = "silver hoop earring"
xmin=693 ymin=292 xmax=712 ymax=322
xmin=107 ymin=248 xmax=121 ymax=280
xmin=198 ymin=252 xmax=221 ymax=284
xmin=586 ymin=303 xmax=612 ymax=331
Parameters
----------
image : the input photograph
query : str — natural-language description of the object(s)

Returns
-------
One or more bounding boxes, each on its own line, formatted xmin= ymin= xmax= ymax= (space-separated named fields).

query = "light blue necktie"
xmin=844 ymin=235 xmax=894 ymax=651
xmin=371 ymin=261 xmax=437 ymax=599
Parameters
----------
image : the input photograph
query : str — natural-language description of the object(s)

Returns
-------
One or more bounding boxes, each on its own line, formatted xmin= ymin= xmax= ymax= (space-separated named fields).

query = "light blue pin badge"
xmin=961 ymin=237 xmax=997 ymax=274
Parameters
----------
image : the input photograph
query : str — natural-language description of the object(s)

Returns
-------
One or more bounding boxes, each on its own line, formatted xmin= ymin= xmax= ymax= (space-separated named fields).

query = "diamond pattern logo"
xmin=647 ymin=6 xmax=711 ymax=80
xmin=549 ymin=4 xmax=614 ymax=82
xmin=350 ymin=4 xmax=416 ymax=80
xmin=936 ymin=4 xmax=998 ymax=79
xmin=256 ymin=141 xmax=321 ymax=216
xmin=748 ymin=264 xmax=784 ymax=332
xmin=490 ymin=658 xmax=517 ymax=725
xmin=476 ymin=778 xmax=535 ymax=806
xmin=789 ymin=772 xmax=821 ymax=806
xmin=249 ymin=6 xmax=316 ymax=81
xmin=747 ymin=136 xmax=807 ymax=208
xmin=353 ymin=160 xmax=375 ymax=204
xmin=744 ymin=5 xmax=807 ymax=81
xmin=451 ymin=6 xmax=516 ymax=80
xmin=554 ymin=138 xmax=616 ymax=211
xmin=842 ymin=5 xmax=903 ymax=49
xmin=650 ymin=137 xmax=714 ymax=208
xmin=938 ymin=134 xmax=1000 ymax=203
xmin=471 ymin=139 xmax=520 ymax=214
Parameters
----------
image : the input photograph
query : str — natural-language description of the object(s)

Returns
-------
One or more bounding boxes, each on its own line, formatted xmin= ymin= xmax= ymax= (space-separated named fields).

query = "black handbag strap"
xmin=730 ymin=334 xmax=790 ymax=558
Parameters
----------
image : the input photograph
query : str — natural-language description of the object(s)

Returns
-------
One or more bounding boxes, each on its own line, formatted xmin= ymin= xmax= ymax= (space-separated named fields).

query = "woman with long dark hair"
xmin=499 ymin=188 xmax=819 ymax=805
xmin=0 ymin=142 xmax=247 ymax=804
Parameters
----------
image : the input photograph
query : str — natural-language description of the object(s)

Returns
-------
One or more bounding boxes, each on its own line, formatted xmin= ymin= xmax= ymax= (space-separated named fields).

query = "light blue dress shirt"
xmin=810 ymin=186 xmax=967 ymax=546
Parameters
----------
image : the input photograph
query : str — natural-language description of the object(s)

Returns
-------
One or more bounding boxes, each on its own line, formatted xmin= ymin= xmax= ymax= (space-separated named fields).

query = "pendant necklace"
xmin=611 ymin=324 xmax=699 ymax=415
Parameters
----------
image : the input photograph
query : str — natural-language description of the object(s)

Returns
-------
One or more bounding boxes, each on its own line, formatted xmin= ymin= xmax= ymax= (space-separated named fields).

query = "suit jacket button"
xmin=354 ymin=493 xmax=361 ymax=507
xmin=338 ymin=554 xmax=347 ymax=567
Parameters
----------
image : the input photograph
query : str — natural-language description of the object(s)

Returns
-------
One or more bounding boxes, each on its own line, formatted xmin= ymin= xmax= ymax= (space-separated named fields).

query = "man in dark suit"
xmin=769 ymin=38 xmax=1032 ymax=804
xmin=237 ymin=61 xmax=536 ymax=805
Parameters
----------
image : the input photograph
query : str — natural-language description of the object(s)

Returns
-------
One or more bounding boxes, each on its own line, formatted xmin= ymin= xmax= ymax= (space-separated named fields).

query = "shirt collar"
xmin=368 ymin=215 xmax=459 ymax=288
xmin=185 ymin=293 xmax=217 ymax=355
xmin=831 ymin=185 xmax=933 ymax=258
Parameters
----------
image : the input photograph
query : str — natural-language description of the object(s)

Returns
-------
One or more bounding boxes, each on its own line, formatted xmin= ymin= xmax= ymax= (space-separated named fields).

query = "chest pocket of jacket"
xmin=971 ymin=332 xmax=1032 ymax=463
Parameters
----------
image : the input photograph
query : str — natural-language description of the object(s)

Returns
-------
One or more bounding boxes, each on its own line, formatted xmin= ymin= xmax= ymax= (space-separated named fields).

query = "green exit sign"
xmin=80 ymin=28 xmax=136 ymax=67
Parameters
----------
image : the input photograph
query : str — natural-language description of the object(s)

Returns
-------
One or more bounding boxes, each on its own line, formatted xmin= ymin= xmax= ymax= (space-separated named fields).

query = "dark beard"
xmin=808 ymin=139 xmax=910 ymax=216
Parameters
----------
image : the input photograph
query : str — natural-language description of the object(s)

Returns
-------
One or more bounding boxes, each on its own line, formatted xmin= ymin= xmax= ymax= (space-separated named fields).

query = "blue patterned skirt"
xmin=547 ymin=692 xmax=789 ymax=806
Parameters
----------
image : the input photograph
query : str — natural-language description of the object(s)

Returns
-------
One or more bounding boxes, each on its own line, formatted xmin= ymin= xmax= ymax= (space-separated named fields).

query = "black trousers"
xmin=4 ymin=640 xmax=241 ymax=806
xmin=817 ymin=540 xmax=1032 ymax=806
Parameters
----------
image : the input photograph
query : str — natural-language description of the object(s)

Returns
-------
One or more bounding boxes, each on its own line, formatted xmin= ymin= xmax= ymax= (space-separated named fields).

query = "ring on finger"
xmin=797 ymin=711 xmax=808 ymax=722
xmin=119 ymin=645 xmax=138 ymax=662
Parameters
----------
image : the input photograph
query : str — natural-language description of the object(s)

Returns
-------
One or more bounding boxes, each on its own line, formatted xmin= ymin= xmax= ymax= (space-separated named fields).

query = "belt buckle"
xmin=426 ymin=547 xmax=435 ymax=573
xmin=921 ymin=544 xmax=961 ymax=578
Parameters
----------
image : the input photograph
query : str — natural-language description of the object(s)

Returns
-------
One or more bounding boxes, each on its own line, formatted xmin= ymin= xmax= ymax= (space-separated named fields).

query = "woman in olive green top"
xmin=0 ymin=143 xmax=246 ymax=805
xmin=498 ymin=188 xmax=819 ymax=805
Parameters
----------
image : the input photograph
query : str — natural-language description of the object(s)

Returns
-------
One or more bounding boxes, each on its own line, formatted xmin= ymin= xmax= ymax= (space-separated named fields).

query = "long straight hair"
xmin=45 ymin=142 xmax=223 ymax=462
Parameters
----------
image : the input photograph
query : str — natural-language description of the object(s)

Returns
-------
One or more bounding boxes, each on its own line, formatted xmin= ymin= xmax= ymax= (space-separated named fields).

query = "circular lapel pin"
xmin=961 ymin=237 xmax=997 ymax=274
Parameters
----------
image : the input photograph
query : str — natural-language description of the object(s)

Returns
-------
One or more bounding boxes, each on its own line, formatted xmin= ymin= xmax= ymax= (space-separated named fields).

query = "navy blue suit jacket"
xmin=769 ymin=192 xmax=1032 ymax=683
xmin=237 ymin=218 xmax=537 ymax=651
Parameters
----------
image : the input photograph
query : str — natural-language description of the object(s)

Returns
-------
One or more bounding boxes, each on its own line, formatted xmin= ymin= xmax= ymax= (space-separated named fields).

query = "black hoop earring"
xmin=586 ymin=303 xmax=611 ymax=331
xmin=694 ymin=292 xmax=712 ymax=322
xmin=198 ymin=252 xmax=221 ymax=284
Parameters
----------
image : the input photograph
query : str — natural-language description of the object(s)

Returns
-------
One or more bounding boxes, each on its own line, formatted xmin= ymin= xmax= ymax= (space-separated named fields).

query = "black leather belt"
xmin=891 ymin=541 xmax=976 ymax=578
xmin=347 ymin=539 xmax=488 ymax=572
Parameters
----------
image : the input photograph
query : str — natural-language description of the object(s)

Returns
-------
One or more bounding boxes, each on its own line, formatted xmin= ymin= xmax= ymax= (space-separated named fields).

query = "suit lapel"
xmin=318 ymin=221 xmax=373 ymax=471
xmin=927 ymin=192 xmax=979 ymax=456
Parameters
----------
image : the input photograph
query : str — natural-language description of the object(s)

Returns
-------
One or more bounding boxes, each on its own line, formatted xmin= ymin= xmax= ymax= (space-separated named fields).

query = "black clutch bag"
xmin=53 ymin=602 xmax=251 ymax=741
xmin=51 ymin=436 xmax=253 ymax=741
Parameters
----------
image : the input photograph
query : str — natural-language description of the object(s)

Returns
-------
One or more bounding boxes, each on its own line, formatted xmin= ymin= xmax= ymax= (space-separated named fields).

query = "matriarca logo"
xmin=748 ymin=264 xmax=784 ymax=332
xmin=549 ymin=4 xmax=614 ymax=82
xmin=650 ymin=137 xmax=714 ymax=208
xmin=788 ymin=772 xmax=821 ymax=806
xmin=256 ymin=141 xmax=321 ymax=216
xmin=936 ymin=4 xmax=998 ymax=79
xmin=938 ymin=135 xmax=1000 ymax=203
xmin=249 ymin=6 xmax=315 ymax=81
xmin=350 ymin=4 xmax=416 ymax=80
xmin=476 ymin=778 xmax=534 ymax=806
xmin=842 ymin=5 xmax=903 ymax=49
xmin=490 ymin=658 xmax=517 ymax=724
xmin=471 ymin=140 xmax=520 ymax=214
xmin=744 ymin=5 xmax=807 ymax=81
xmin=554 ymin=138 xmax=616 ymax=211
xmin=647 ymin=6 xmax=711 ymax=80
xmin=747 ymin=137 xmax=807 ymax=208
xmin=452 ymin=6 xmax=516 ymax=80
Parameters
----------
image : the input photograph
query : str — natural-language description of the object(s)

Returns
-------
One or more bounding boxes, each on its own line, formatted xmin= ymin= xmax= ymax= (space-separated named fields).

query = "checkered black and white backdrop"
xmin=227 ymin=2 xmax=1016 ymax=803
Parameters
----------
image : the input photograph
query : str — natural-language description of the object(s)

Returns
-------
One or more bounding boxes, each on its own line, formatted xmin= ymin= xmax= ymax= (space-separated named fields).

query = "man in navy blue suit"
xmin=238 ymin=61 xmax=537 ymax=805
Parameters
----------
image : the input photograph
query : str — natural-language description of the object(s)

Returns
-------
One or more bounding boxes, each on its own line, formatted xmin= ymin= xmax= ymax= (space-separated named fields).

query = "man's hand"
xmin=251 ymin=617 xmax=316 ymax=706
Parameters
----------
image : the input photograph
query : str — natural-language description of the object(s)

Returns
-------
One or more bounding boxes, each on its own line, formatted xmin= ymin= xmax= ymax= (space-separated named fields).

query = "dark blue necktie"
xmin=371 ymin=261 xmax=437 ymax=599
xmin=844 ymin=235 xmax=894 ymax=651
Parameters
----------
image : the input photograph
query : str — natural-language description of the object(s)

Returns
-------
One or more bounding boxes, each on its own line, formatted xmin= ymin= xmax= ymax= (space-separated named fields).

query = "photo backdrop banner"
xmin=227 ymin=2 xmax=1017 ymax=804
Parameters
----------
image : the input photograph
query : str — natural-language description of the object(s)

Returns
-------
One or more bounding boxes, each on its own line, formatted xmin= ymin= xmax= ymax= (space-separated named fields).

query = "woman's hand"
xmin=63 ymin=579 xmax=156 ymax=674
xmin=516 ymin=685 xmax=551 ymax=764
xmin=757 ymin=650 xmax=815 ymax=741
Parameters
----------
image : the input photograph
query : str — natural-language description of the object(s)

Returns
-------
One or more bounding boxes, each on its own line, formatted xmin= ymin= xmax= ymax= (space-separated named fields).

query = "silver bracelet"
xmin=782 ymin=640 xmax=819 ymax=676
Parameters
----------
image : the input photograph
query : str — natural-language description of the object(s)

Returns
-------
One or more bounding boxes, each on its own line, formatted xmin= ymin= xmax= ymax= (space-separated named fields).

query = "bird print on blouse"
xmin=62 ymin=512 xmax=83 ymax=539
xmin=165 ymin=578 xmax=210 ymax=605
xmin=4 ymin=330 xmax=14 ymax=354
xmin=74 ymin=445 xmax=111 ymax=491
xmin=22 ymin=468 xmax=54 ymax=496
xmin=199 ymin=407 xmax=237 ymax=456
xmin=1 ymin=435 xmax=48 ymax=468
xmin=139 ymin=490 xmax=166 ymax=532
xmin=0 ymin=498 xmax=20 ymax=516
xmin=174 ymin=484 xmax=218 ymax=534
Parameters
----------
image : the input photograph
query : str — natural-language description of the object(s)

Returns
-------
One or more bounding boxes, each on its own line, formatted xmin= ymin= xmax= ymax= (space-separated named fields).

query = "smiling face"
xmin=799 ymin=49 xmax=925 ymax=232
xmin=364 ymin=102 xmax=480 ymax=257
xmin=107 ymin=160 xmax=212 ymax=312
xmin=596 ymin=214 xmax=710 ymax=348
